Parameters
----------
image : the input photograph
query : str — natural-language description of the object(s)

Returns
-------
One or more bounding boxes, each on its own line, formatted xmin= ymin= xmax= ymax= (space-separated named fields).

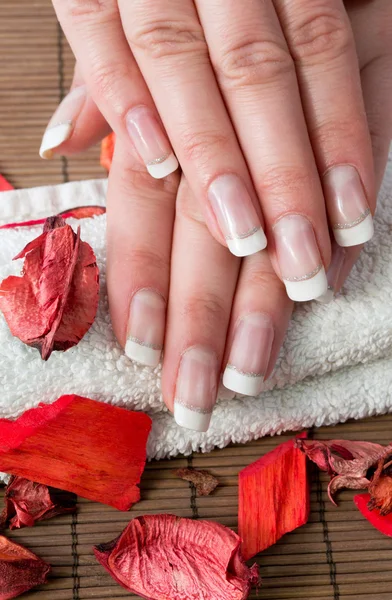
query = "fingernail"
xmin=223 ymin=313 xmax=274 ymax=396
xmin=208 ymin=174 xmax=267 ymax=257
xmin=125 ymin=289 xmax=165 ymax=367
xmin=316 ymin=243 xmax=346 ymax=304
xmin=273 ymin=214 xmax=327 ymax=302
xmin=323 ymin=165 xmax=374 ymax=247
xmin=126 ymin=106 xmax=178 ymax=179
xmin=39 ymin=86 xmax=87 ymax=159
xmin=174 ymin=346 xmax=218 ymax=432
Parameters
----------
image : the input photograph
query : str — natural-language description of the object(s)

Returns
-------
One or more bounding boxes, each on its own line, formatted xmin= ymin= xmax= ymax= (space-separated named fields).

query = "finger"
xmin=118 ymin=0 xmax=268 ymax=257
xmin=275 ymin=0 xmax=375 ymax=248
xmin=106 ymin=139 xmax=179 ymax=367
xmin=40 ymin=62 xmax=110 ymax=158
xmin=52 ymin=0 xmax=179 ymax=178
xmin=318 ymin=51 xmax=392 ymax=302
xmin=223 ymin=250 xmax=293 ymax=395
xmin=161 ymin=178 xmax=239 ymax=432
xmin=195 ymin=0 xmax=331 ymax=301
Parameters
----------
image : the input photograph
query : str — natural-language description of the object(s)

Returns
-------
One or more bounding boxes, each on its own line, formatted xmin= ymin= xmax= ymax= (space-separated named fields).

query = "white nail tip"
xmin=223 ymin=368 xmax=263 ymax=396
xmin=284 ymin=267 xmax=328 ymax=302
xmin=227 ymin=228 xmax=267 ymax=257
xmin=39 ymin=122 xmax=73 ymax=159
xmin=125 ymin=339 xmax=161 ymax=367
xmin=146 ymin=153 xmax=179 ymax=179
xmin=333 ymin=214 xmax=374 ymax=247
xmin=174 ymin=402 xmax=211 ymax=432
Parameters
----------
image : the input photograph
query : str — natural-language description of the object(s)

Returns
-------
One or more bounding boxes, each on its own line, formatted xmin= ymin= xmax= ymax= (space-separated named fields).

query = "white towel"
xmin=0 ymin=150 xmax=391 ymax=460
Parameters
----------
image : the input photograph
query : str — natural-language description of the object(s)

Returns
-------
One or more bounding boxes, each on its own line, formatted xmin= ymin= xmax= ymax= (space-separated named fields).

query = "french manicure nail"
xmin=273 ymin=214 xmax=328 ymax=302
xmin=323 ymin=165 xmax=374 ymax=247
xmin=125 ymin=289 xmax=165 ymax=367
xmin=223 ymin=313 xmax=274 ymax=396
xmin=316 ymin=243 xmax=346 ymax=304
xmin=39 ymin=86 xmax=87 ymax=159
xmin=126 ymin=106 xmax=178 ymax=179
xmin=174 ymin=346 xmax=218 ymax=432
xmin=208 ymin=174 xmax=267 ymax=257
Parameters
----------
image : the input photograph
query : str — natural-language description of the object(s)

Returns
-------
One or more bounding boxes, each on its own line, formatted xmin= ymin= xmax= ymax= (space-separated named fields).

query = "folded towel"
xmin=0 ymin=150 xmax=391 ymax=460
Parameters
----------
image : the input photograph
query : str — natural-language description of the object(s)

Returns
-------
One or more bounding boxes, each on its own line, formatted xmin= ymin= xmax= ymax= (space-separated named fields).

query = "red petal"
xmin=100 ymin=133 xmax=115 ymax=171
xmin=0 ymin=175 xmax=14 ymax=192
xmin=238 ymin=434 xmax=310 ymax=559
xmin=0 ymin=395 xmax=151 ymax=510
xmin=58 ymin=205 xmax=106 ymax=219
xmin=295 ymin=439 xmax=391 ymax=478
xmin=0 ymin=217 xmax=99 ymax=360
xmin=354 ymin=493 xmax=392 ymax=537
xmin=0 ymin=535 xmax=50 ymax=599
xmin=0 ymin=476 xmax=76 ymax=531
xmin=94 ymin=515 xmax=259 ymax=600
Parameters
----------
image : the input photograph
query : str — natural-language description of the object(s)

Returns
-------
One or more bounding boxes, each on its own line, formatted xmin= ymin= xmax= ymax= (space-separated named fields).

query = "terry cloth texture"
xmin=0 ymin=151 xmax=391 ymax=460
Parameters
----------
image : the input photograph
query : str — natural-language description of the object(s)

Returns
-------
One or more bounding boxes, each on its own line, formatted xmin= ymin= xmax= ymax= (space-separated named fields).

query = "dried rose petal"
xmin=58 ymin=206 xmax=106 ymax=220
xmin=239 ymin=434 xmax=310 ymax=559
xmin=295 ymin=439 xmax=391 ymax=478
xmin=0 ymin=395 xmax=151 ymax=511
xmin=0 ymin=175 xmax=13 ymax=192
xmin=0 ymin=216 xmax=99 ymax=360
xmin=101 ymin=133 xmax=115 ymax=171
xmin=0 ymin=535 xmax=50 ymax=599
xmin=0 ymin=476 xmax=76 ymax=530
xmin=296 ymin=439 xmax=392 ymax=504
xmin=328 ymin=475 xmax=370 ymax=505
xmin=174 ymin=468 xmax=219 ymax=496
xmin=94 ymin=515 xmax=259 ymax=600
xmin=355 ymin=493 xmax=392 ymax=536
xmin=368 ymin=457 xmax=392 ymax=515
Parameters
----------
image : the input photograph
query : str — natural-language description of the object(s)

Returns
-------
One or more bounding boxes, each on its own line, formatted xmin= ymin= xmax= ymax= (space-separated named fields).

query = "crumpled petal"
xmin=328 ymin=475 xmax=370 ymax=505
xmin=295 ymin=439 xmax=392 ymax=478
xmin=94 ymin=515 xmax=259 ymax=600
xmin=0 ymin=476 xmax=76 ymax=530
xmin=174 ymin=468 xmax=219 ymax=496
xmin=0 ymin=216 xmax=99 ymax=360
xmin=368 ymin=457 xmax=392 ymax=515
xmin=0 ymin=535 xmax=50 ymax=599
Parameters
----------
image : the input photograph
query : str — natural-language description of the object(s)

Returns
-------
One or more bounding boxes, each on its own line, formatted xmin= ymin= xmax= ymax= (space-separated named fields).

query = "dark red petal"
xmin=354 ymin=493 xmax=392 ymax=537
xmin=0 ymin=535 xmax=50 ymax=599
xmin=94 ymin=515 xmax=259 ymax=600
xmin=0 ymin=476 xmax=76 ymax=531
xmin=0 ymin=395 xmax=151 ymax=510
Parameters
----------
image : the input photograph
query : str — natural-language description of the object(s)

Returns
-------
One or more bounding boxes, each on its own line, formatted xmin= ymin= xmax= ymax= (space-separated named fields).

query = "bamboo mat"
xmin=1 ymin=2 xmax=392 ymax=600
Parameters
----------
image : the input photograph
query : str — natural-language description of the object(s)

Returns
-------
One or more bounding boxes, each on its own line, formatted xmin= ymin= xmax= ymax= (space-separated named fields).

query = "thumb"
xmin=39 ymin=62 xmax=111 ymax=159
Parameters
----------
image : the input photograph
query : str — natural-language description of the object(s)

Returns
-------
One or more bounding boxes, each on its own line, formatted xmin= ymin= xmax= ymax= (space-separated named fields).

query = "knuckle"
xmin=246 ymin=265 xmax=286 ymax=294
xmin=89 ymin=61 xmax=130 ymax=111
xmin=181 ymin=130 xmax=231 ymax=165
xmin=130 ymin=19 xmax=207 ymax=61
xmin=127 ymin=247 xmax=170 ymax=279
xmin=181 ymin=293 xmax=226 ymax=329
xmin=216 ymin=38 xmax=294 ymax=88
xmin=63 ymin=0 xmax=115 ymax=21
xmin=259 ymin=165 xmax=312 ymax=198
xmin=289 ymin=7 xmax=352 ymax=63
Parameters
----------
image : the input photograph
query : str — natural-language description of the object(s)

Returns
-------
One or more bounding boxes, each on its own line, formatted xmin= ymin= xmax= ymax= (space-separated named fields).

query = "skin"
xmin=48 ymin=0 xmax=392 ymax=412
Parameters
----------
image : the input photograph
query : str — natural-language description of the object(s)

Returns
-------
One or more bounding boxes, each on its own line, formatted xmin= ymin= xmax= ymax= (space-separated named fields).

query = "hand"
xmin=39 ymin=0 xmax=392 ymax=432
xmin=43 ymin=0 xmax=385 ymax=304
